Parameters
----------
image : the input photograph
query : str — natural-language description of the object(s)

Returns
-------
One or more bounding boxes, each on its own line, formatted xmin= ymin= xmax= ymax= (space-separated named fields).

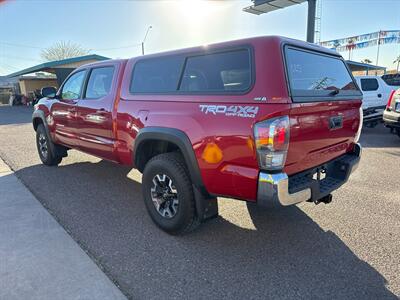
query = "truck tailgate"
xmin=284 ymin=100 xmax=361 ymax=175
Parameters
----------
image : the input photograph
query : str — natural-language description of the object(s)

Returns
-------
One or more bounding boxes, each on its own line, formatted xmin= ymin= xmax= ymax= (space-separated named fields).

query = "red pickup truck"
xmin=33 ymin=36 xmax=362 ymax=234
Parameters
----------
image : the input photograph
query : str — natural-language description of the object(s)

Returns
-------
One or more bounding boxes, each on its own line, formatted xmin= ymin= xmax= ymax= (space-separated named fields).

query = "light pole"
xmin=142 ymin=26 xmax=152 ymax=55
xmin=243 ymin=0 xmax=317 ymax=43
xmin=306 ymin=0 xmax=316 ymax=43
xmin=375 ymin=30 xmax=382 ymax=67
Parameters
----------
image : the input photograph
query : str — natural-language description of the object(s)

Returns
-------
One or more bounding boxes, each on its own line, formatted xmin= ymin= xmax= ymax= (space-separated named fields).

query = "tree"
xmin=41 ymin=41 xmax=90 ymax=61
xmin=361 ymin=58 xmax=372 ymax=64
xmin=394 ymin=55 xmax=400 ymax=72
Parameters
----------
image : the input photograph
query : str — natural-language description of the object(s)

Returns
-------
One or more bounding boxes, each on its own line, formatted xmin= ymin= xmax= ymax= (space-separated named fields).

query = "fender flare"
xmin=32 ymin=110 xmax=57 ymax=157
xmin=134 ymin=127 xmax=209 ymax=197
xmin=32 ymin=109 xmax=48 ymax=131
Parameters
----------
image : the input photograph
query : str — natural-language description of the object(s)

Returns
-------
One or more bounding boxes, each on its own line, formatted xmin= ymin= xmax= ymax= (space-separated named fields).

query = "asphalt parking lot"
xmin=0 ymin=106 xmax=399 ymax=299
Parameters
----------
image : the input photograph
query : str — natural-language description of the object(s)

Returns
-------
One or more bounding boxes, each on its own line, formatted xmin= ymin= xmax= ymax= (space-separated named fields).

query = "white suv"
xmin=355 ymin=76 xmax=397 ymax=126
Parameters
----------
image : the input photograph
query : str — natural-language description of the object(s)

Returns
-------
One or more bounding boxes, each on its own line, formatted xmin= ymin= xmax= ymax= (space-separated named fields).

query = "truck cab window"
xmin=61 ymin=71 xmax=86 ymax=100
xmin=85 ymin=67 xmax=115 ymax=99
xmin=360 ymin=78 xmax=379 ymax=91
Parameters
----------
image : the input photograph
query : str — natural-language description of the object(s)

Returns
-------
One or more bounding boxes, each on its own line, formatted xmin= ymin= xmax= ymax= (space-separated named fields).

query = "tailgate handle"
xmin=329 ymin=116 xmax=343 ymax=130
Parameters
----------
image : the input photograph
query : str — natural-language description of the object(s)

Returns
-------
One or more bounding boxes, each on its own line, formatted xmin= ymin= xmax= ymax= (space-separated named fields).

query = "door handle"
xmin=67 ymin=107 xmax=76 ymax=112
xmin=96 ymin=108 xmax=107 ymax=115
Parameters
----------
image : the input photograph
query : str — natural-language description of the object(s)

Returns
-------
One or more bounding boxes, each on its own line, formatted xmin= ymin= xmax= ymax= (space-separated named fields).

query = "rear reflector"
xmin=254 ymin=116 xmax=290 ymax=171
xmin=387 ymin=90 xmax=396 ymax=109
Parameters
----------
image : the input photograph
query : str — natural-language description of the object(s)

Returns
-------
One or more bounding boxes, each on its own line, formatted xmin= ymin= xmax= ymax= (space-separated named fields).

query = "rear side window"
xmin=382 ymin=74 xmax=400 ymax=87
xmin=129 ymin=48 xmax=252 ymax=94
xmin=360 ymin=78 xmax=379 ymax=91
xmin=179 ymin=50 xmax=251 ymax=92
xmin=285 ymin=47 xmax=361 ymax=101
xmin=85 ymin=67 xmax=114 ymax=99
xmin=130 ymin=56 xmax=184 ymax=93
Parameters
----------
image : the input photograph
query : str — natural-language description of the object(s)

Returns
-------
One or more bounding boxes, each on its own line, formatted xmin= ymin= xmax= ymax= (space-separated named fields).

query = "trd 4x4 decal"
xmin=199 ymin=105 xmax=259 ymax=118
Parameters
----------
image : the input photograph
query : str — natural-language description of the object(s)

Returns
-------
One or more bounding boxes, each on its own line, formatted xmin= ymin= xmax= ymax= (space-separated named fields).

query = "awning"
xmin=7 ymin=54 xmax=110 ymax=85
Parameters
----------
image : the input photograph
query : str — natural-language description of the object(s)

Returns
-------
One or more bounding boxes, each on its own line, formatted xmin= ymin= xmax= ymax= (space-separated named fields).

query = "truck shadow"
xmin=15 ymin=160 xmax=396 ymax=299
xmin=0 ymin=106 xmax=33 ymax=126
xmin=360 ymin=123 xmax=400 ymax=148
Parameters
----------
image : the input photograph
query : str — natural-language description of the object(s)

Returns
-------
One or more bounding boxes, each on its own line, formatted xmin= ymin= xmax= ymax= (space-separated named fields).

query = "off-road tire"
xmin=142 ymin=152 xmax=200 ymax=235
xmin=36 ymin=124 xmax=62 ymax=166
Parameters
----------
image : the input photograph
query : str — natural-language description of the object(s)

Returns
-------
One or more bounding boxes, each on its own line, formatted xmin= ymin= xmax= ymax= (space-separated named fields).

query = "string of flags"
xmin=319 ymin=30 xmax=400 ymax=52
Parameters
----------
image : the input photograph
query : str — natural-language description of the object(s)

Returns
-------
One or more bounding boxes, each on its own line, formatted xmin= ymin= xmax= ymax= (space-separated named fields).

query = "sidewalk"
xmin=0 ymin=158 xmax=127 ymax=300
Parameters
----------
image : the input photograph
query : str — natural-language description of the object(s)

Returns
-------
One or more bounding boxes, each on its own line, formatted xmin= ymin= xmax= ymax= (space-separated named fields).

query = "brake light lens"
xmin=254 ymin=116 xmax=290 ymax=171
xmin=354 ymin=106 xmax=363 ymax=143
xmin=386 ymin=90 xmax=396 ymax=109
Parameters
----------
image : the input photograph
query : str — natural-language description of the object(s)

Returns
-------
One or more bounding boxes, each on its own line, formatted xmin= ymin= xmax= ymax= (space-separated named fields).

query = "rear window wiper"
xmin=328 ymin=88 xmax=340 ymax=96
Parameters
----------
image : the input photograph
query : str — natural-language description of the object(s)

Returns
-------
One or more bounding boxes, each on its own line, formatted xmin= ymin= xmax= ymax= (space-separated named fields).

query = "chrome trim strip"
xmin=79 ymin=135 xmax=114 ymax=145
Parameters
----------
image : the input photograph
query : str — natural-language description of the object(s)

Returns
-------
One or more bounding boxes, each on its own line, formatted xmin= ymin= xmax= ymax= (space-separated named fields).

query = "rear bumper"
xmin=257 ymin=143 xmax=362 ymax=207
xmin=383 ymin=110 xmax=400 ymax=128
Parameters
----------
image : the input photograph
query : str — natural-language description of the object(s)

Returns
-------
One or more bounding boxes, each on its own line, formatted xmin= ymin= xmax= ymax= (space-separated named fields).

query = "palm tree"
xmin=361 ymin=58 xmax=372 ymax=64
xmin=394 ymin=55 xmax=400 ymax=72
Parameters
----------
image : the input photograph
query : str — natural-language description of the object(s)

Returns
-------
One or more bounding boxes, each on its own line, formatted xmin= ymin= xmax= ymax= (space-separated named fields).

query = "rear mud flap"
xmin=193 ymin=185 xmax=218 ymax=221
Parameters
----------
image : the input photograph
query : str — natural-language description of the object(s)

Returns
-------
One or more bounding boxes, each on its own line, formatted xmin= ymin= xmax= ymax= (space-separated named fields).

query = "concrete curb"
xmin=0 ymin=157 xmax=13 ymax=175
xmin=0 ymin=158 xmax=127 ymax=300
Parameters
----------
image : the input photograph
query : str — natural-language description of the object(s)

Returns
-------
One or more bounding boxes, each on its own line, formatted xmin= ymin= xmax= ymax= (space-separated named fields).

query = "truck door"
xmin=359 ymin=77 xmax=383 ymax=109
xmin=51 ymin=70 xmax=87 ymax=147
xmin=76 ymin=65 xmax=116 ymax=160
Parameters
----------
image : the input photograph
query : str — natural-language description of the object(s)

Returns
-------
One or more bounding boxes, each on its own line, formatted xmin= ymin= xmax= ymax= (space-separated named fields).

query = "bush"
xmin=0 ymin=93 xmax=10 ymax=105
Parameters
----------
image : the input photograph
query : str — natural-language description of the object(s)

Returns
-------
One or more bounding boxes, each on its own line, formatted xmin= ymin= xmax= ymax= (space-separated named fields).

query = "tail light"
xmin=354 ymin=106 xmax=363 ymax=143
xmin=386 ymin=90 xmax=396 ymax=109
xmin=254 ymin=116 xmax=290 ymax=171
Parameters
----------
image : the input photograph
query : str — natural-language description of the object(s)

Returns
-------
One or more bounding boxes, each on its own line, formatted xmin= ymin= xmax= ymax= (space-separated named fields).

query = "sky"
xmin=1 ymin=0 xmax=400 ymax=76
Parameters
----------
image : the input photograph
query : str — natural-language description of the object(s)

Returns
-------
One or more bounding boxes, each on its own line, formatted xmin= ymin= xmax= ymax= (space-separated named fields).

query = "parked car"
xmin=381 ymin=73 xmax=400 ymax=90
xmin=354 ymin=75 xmax=395 ymax=127
xmin=32 ymin=36 xmax=362 ymax=234
xmin=383 ymin=88 xmax=400 ymax=137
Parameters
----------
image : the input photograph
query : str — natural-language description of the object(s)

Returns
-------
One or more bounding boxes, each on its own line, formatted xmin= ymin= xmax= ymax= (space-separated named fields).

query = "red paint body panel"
xmin=34 ymin=36 xmax=361 ymax=202
xmin=285 ymin=100 xmax=361 ymax=175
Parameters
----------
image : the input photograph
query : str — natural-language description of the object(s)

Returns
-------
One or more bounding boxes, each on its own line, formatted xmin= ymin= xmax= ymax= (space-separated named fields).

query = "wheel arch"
xmin=134 ymin=127 xmax=209 ymax=196
xmin=32 ymin=109 xmax=63 ymax=159
xmin=32 ymin=110 xmax=47 ymax=131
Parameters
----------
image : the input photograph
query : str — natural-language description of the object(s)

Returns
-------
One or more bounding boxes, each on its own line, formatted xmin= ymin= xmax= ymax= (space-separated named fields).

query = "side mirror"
xmin=41 ymin=86 xmax=57 ymax=98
